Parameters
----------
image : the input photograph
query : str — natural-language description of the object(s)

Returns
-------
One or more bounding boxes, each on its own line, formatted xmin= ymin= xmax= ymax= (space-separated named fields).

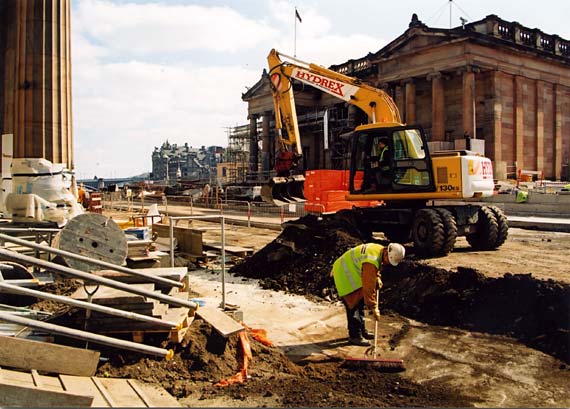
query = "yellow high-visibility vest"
xmin=332 ymin=243 xmax=383 ymax=297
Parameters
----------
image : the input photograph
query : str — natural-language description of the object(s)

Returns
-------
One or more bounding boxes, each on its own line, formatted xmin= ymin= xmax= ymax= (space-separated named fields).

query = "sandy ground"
xmin=103 ymin=209 xmax=570 ymax=407
xmin=176 ymin=220 xmax=570 ymax=407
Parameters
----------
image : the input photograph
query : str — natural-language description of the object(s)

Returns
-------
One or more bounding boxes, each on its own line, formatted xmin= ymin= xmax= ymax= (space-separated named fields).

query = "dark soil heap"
xmin=230 ymin=211 xmax=370 ymax=298
xmin=381 ymin=262 xmax=570 ymax=364
xmin=230 ymin=213 xmax=570 ymax=364
xmin=97 ymin=319 xmax=473 ymax=407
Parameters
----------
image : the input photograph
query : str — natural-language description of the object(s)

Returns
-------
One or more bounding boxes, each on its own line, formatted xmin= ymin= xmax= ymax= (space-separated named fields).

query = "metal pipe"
xmin=221 ymin=215 xmax=226 ymax=310
xmin=0 ymin=311 xmax=174 ymax=359
xmin=0 ymin=282 xmax=179 ymax=328
xmin=170 ymin=217 xmax=175 ymax=268
xmin=167 ymin=214 xmax=228 ymax=310
xmin=0 ymin=233 xmax=183 ymax=289
xmin=0 ymin=227 xmax=60 ymax=233
xmin=0 ymin=248 xmax=197 ymax=311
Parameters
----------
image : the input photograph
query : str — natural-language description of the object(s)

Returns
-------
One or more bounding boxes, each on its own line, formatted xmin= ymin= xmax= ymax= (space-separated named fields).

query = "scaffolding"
xmin=224 ymin=124 xmax=252 ymax=185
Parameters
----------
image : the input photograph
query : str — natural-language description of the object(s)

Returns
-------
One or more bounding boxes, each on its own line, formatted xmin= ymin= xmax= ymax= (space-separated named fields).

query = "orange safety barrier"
xmin=214 ymin=331 xmax=252 ymax=387
xmin=214 ymin=324 xmax=272 ymax=387
xmin=243 ymin=323 xmax=273 ymax=347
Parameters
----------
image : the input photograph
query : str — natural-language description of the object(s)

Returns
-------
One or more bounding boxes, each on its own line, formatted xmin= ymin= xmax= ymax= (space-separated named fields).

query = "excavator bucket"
xmin=261 ymin=175 xmax=306 ymax=206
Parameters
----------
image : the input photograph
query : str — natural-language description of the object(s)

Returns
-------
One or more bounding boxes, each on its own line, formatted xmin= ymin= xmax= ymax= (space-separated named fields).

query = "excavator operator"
xmin=371 ymin=137 xmax=392 ymax=190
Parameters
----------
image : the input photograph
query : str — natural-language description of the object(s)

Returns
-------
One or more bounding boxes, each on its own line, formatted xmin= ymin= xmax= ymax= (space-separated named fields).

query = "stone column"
xmin=554 ymin=84 xmax=563 ymax=180
xmin=261 ymin=112 xmax=271 ymax=172
xmin=492 ymin=71 xmax=505 ymax=179
xmin=428 ymin=72 xmax=444 ymax=141
xmin=248 ymin=115 xmax=259 ymax=173
xmin=404 ymin=80 xmax=416 ymax=124
xmin=462 ymin=67 xmax=475 ymax=137
xmin=535 ymin=80 xmax=545 ymax=175
xmin=394 ymin=84 xmax=405 ymax=121
xmin=514 ymin=76 xmax=524 ymax=170
xmin=1 ymin=0 xmax=74 ymax=169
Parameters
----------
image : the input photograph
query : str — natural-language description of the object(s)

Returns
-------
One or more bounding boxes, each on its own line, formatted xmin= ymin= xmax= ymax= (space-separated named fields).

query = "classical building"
xmin=0 ymin=0 xmax=74 ymax=170
xmin=151 ymin=141 xmax=224 ymax=183
xmin=242 ymin=14 xmax=570 ymax=181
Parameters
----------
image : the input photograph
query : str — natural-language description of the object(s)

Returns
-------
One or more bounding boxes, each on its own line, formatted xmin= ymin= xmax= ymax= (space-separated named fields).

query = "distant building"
xmin=151 ymin=141 xmax=224 ymax=183
xmin=242 ymin=14 xmax=570 ymax=181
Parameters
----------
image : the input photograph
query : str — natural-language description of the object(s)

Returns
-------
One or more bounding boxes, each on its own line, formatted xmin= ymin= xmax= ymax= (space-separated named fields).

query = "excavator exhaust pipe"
xmin=261 ymin=175 xmax=306 ymax=206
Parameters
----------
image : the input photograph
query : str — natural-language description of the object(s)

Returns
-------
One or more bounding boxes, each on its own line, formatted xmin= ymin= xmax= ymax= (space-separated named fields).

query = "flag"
xmin=295 ymin=8 xmax=302 ymax=23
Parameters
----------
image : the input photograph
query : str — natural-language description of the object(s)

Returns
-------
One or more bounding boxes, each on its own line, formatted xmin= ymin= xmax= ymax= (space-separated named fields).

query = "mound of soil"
xmin=97 ymin=319 xmax=472 ymax=407
xmin=381 ymin=262 xmax=570 ymax=363
xmin=97 ymin=319 xmax=301 ymax=398
xmin=230 ymin=214 xmax=570 ymax=364
xmin=230 ymin=212 xmax=369 ymax=298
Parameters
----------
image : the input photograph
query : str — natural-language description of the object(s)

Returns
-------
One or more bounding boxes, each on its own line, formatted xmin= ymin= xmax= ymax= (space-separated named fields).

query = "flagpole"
xmin=294 ymin=7 xmax=297 ymax=57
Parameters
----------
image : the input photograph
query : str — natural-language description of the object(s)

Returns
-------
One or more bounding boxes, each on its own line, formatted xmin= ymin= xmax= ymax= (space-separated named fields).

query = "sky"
xmin=71 ymin=0 xmax=570 ymax=179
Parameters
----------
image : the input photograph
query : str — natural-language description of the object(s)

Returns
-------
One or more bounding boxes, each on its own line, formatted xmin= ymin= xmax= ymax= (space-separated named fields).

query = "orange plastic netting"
xmin=214 ymin=324 xmax=272 ymax=387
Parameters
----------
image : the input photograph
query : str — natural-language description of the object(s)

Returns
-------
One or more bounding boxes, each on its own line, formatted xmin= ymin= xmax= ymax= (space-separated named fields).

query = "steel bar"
xmin=0 ymin=228 xmax=60 ymax=233
xmin=0 ymin=248 xmax=197 ymax=311
xmin=0 ymin=311 xmax=173 ymax=359
xmin=0 ymin=282 xmax=179 ymax=328
xmin=0 ymin=233 xmax=183 ymax=289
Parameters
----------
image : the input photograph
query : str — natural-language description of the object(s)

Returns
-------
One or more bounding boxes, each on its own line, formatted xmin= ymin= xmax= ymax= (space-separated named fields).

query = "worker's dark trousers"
xmin=343 ymin=298 xmax=366 ymax=338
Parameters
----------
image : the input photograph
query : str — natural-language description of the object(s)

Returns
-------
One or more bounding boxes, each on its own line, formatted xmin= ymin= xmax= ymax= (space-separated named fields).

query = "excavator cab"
xmin=349 ymin=125 xmax=435 ymax=195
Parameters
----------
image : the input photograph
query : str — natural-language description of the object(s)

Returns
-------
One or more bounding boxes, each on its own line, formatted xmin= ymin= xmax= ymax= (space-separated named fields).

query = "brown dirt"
xmin=13 ymin=208 xmax=569 ymax=407
xmin=230 ymin=213 xmax=570 ymax=364
xmin=96 ymin=319 xmax=472 ymax=407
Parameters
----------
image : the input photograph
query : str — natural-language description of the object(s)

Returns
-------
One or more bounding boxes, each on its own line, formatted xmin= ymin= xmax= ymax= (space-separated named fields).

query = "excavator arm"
xmin=263 ymin=49 xmax=404 ymax=204
xmin=267 ymin=49 xmax=402 ymax=152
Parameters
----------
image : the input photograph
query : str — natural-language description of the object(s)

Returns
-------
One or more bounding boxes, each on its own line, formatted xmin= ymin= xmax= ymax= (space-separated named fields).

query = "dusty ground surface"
xmin=30 ymin=209 xmax=570 ymax=407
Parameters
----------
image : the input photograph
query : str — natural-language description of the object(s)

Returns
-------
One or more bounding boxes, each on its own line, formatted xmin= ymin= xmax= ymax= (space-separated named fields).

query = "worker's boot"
xmin=362 ymin=330 xmax=374 ymax=340
xmin=348 ymin=336 xmax=371 ymax=346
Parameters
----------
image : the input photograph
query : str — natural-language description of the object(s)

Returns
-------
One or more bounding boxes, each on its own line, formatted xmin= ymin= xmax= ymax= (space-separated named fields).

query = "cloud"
xmin=70 ymin=0 xmax=386 ymax=178
xmin=74 ymin=0 xmax=277 ymax=56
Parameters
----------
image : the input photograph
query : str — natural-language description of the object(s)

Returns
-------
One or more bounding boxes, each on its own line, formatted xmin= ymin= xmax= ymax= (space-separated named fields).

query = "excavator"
xmin=263 ymin=49 xmax=508 ymax=257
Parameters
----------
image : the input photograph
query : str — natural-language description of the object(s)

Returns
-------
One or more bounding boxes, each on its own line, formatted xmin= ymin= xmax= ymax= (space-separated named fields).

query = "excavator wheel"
xmin=466 ymin=206 xmax=499 ymax=250
xmin=383 ymin=227 xmax=412 ymax=244
xmin=412 ymin=208 xmax=445 ymax=258
xmin=435 ymin=208 xmax=458 ymax=256
xmin=487 ymin=205 xmax=509 ymax=248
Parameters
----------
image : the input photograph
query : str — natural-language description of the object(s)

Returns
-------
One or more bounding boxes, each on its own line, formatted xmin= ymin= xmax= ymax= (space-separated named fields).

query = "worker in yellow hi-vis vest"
xmin=331 ymin=243 xmax=405 ymax=346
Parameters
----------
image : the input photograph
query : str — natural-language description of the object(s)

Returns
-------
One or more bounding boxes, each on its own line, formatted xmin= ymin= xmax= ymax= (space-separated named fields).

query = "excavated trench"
xmin=230 ymin=212 xmax=570 ymax=364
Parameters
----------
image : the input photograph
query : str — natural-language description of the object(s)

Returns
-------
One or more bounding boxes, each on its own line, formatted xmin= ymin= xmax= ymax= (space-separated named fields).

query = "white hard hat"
xmin=387 ymin=243 xmax=405 ymax=266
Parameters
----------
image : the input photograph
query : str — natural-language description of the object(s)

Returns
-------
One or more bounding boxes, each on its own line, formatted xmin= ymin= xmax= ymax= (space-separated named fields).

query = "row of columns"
xmin=390 ymin=67 xmax=477 ymax=141
xmin=391 ymin=68 xmax=566 ymax=180
xmin=0 ymin=0 xmax=73 ymax=168
xmin=248 ymin=113 xmax=273 ymax=173
xmin=249 ymin=67 xmax=567 ymax=180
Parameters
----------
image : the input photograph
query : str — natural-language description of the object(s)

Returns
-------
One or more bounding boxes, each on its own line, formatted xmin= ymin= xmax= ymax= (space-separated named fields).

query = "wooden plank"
xmin=131 ymin=380 xmax=181 ymax=407
xmin=35 ymin=373 xmax=65 ymax=392
xmin=0 ymin=382 xmax=94 ymax=407
xmin=195 ymin=307 xmax=244 ymax=338
xmin=0 ymin=367 xmax=33 ymax=386
xmin=0 ymin=336 xmax=100 ymax=376
xmin=126 ymin=379 xmax=153 ymax=407
xmin=93 ymin=268 xmax=186 ymax=285
xmin=96 ymin=378 xmax=146 ymax=407
xmin=59 ymin=375 xmax=110 ymax=407
xmin=202 ymin=241 xmax=253 ymax=256
xmin=71 ymin=283 xmax=154 ymax=305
